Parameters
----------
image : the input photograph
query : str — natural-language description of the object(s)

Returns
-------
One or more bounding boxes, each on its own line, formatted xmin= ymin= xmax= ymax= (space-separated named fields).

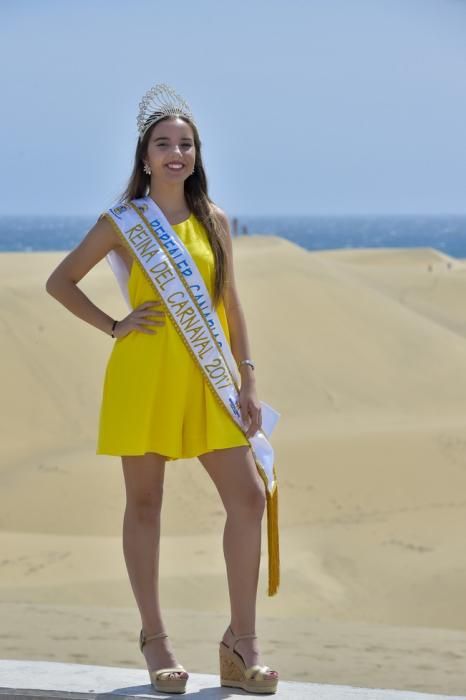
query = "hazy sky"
xmin=1 ymin=0 xmax=466 ymax=216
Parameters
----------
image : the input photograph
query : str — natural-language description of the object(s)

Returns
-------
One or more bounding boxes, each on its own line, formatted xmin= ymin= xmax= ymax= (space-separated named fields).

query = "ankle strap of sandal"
xmin=139 ymin=629 xmax=168 ymax=651
xmin=229 ymin=625 xmax=257 ymax=641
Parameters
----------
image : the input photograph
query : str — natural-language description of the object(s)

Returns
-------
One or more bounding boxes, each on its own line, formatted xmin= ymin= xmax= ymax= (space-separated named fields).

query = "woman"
xmin=45 ymin=83 xmax=279 ymax=694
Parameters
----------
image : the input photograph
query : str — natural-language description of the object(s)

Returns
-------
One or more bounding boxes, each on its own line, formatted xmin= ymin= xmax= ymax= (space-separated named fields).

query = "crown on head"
xmin=136 ymin=83 xmax=195 ymax=139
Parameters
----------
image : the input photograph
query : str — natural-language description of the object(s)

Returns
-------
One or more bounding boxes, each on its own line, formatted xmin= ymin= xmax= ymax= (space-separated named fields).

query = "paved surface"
xmin=0 ymin=659 xmax=464 ymax=699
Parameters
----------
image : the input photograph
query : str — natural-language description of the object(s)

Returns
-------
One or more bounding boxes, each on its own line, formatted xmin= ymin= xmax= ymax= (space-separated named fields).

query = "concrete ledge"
xmin=0 ymin=660 xmax=464 ymax=699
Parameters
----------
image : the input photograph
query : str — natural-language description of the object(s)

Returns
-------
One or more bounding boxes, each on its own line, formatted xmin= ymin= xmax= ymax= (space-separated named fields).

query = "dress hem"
xmin=95 ymin=439 xmax=250 ymax=460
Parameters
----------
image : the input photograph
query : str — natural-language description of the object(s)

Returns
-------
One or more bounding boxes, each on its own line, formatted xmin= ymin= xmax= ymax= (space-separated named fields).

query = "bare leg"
xmin=122 ymin=452 xmax=188 ymax=678
xmin=197 ymin=445 xmax=278 ymax=677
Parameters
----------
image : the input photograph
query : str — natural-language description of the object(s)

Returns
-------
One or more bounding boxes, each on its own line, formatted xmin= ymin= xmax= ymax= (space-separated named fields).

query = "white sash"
xmin=104 ymin=196 xmax=280 ymax=595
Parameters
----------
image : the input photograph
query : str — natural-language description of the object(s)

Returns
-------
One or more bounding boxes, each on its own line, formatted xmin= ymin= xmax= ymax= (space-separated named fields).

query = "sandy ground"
xmin=1 ymin=237 xmax=466 ymax=696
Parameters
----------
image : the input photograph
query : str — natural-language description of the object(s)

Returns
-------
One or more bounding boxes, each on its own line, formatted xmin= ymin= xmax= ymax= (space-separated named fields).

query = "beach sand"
xmin=1 ymin=238 xmax=466 ymax=696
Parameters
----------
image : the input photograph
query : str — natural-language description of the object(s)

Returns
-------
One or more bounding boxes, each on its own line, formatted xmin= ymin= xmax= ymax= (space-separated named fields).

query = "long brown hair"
xmin=119 ymin=116 xmax=229 ymax=309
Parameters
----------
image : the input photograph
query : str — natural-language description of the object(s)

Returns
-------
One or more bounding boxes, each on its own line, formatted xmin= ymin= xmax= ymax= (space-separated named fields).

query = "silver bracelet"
xmin=238 ymin=359 xmax=255 ymax=371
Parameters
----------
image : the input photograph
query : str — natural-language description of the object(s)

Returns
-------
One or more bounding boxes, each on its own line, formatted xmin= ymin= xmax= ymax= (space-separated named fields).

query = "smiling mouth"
xmin=166 ymin=163 xmax=185 ymax=170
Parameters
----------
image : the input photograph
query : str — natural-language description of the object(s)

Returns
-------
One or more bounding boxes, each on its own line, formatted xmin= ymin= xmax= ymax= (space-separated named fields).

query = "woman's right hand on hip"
xmin=113 ymin=301 xmax=166 ymax=338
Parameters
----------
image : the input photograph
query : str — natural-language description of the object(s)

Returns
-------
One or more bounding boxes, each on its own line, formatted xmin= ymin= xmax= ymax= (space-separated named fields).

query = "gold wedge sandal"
xmin=139 ymin=628 xmax=189 ymax=694
xmin=219 ymin=625 xmax=279 ymax=694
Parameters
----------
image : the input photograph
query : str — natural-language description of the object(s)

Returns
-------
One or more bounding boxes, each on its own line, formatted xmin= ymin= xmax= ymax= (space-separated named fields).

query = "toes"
xmin=166 ymin=671 xmax=188 ymax=679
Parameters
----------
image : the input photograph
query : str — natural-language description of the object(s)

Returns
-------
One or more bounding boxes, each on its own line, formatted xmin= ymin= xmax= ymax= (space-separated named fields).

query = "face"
xmin=144 ymin=117 xmax=196 ymax=180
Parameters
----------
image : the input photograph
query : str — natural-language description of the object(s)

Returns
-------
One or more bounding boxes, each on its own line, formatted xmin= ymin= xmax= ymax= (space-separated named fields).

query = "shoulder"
xmin=92 ymin=211 xmax=121 ymax=249
xmin=210 ymin=203 xmax=230 ymax=233
xmin=97 ymin=210 xmax=118 ymax=234
xmin=210 ymin=203 xmax=228 ymax=223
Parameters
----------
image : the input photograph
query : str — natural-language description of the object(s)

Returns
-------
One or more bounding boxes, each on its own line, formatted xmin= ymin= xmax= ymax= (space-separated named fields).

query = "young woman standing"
xmin=45 ymin=84 xmax=279 ymax=694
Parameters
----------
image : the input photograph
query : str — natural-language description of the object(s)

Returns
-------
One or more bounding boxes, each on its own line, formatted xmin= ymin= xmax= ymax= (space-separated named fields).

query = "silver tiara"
xmin=136 ymin=83 xmax=195 ymax=139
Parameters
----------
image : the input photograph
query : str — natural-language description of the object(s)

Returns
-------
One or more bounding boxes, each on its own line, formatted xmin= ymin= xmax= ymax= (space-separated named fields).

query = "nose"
xmin=170 ymin=144 xmax=183 ymax=156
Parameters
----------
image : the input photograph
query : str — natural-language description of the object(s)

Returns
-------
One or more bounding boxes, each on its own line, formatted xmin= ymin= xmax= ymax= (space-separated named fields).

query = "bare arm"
xmin=216 ymin=207 xmax=256 ymax=389
xmin=45 ymin=215 xmax=121 ymax=337
xmin=215 ymin=206 xmax=262 ymax=437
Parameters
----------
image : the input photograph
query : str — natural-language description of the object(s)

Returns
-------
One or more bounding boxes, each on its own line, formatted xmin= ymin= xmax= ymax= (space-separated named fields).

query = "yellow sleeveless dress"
xmin=96 ymin=212 xmax=249 ymax=460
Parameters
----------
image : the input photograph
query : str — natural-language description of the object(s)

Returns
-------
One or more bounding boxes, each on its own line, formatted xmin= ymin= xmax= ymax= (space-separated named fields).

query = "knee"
xmin=227 ymin=481 xmax=266 ymax=520
xmin=126 ymin=486 xmax=164 ymax=523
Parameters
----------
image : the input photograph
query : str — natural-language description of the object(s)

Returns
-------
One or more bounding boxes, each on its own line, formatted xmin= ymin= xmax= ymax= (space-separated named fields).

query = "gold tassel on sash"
xmin=266 ymin=481 xmax=280 ymax=596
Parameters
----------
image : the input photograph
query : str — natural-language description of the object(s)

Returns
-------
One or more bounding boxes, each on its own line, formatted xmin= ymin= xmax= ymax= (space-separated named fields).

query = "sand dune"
xmin=317 ymin=246 xmax=466 ymax=339
xmin=1 ymin=238 xmax=466 ymax=695
xmin=317 ymin=245 xmax=464 ymax=267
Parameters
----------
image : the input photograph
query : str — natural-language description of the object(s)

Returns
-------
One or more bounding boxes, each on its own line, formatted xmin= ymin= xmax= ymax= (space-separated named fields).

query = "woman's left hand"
xmin=238 ymin=383 xmax=262 ymax=438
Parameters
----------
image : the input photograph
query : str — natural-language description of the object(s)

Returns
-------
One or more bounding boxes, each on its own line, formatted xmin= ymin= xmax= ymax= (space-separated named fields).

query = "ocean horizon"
xmin=1 ymin=213 xmax=466 ymax=259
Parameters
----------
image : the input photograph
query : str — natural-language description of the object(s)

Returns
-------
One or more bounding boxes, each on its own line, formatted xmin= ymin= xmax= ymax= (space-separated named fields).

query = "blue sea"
xmin=1 ymin=214 xmax=466 ymax=258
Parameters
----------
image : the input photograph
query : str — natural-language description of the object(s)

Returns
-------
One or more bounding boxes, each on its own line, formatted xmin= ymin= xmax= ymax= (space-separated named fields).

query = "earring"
xmin=143 ymin=162 xmax=152 ymax=175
